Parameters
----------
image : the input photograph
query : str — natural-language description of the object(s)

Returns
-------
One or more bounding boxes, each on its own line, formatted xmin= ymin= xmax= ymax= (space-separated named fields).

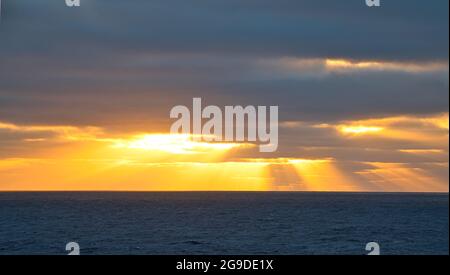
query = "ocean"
xmin=0 ymin=192 xmax=448 ymax=255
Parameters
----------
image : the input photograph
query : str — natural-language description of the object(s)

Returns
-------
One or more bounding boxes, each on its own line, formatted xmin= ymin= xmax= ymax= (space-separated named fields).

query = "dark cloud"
xmin=0 ymin=1 xmax=448 ymax=130
xmin=0 ymin=54 xmax=447 ymax=126
xmin=0 ymin=0 xmax=448 ymax=60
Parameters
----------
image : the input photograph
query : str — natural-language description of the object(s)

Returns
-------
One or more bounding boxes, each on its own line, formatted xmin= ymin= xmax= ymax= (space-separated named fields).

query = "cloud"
xmin=1 ymin=0 xmax=448 ymax=60
xmin=0 ymin=1 xmax=448 ymax=126
xmin=0 ymin=0 xmax=448 ymax=191
xmin=0 ymin=55 xmax=448 ymax=126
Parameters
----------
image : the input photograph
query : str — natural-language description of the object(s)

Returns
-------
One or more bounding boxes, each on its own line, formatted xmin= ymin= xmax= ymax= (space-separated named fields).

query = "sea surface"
xmin=0 ymin=192 xmax=448 ymax=255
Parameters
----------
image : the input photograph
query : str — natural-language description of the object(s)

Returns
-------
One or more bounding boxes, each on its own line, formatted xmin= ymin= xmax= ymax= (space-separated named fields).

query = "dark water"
xmin=0 ymin=192 xmax=448 ymax=255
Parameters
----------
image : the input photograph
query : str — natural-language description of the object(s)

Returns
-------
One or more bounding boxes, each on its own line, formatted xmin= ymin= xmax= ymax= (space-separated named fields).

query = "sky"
xmin=0 ymin=0 xmax=448 ymax=191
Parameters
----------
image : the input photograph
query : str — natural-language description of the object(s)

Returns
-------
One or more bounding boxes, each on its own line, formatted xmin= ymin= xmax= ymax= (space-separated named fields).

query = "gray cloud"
xmin=0 ymin=0 xmax=448 ymax=146
xmin=0 ymin=0 xmax=448 ymax=60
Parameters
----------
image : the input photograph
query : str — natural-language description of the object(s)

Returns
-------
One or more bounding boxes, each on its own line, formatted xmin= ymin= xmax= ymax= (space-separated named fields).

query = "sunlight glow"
xmin=0 ymin=117 xmax=447 ymax=192
xmin=339 ymin=126 xmax=384 ymax=135
xmin=325 ymin=59 xmax=448 ymax=73
xmin=112 ymin=134 xmax=243 ymax=154
xmin=287 ymin=158 xmax=361 ymax=191
xmin=355 ymin=162 xmax=448 ymax=192
xmin=421 ymin=114 xmax=449 ymax=130
xmin=333 ymin=113 xmax=449 ymax=142
xmin=326 ymin=59 xmax=384 ymax=70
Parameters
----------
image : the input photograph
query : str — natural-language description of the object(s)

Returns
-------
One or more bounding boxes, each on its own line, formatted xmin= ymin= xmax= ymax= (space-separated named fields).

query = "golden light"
xmin=333 ymin=113 xmax=449 ymax=142
xmin=0 ymin=118 xmax=448 ymax=192
xmin=239 ymin=158 xmax=361 ymax=191
xmin=325 ymin=58 xmax=447 ymax=73
xmin=339 ymin=126 xmax=384 ymax=135
xmin=355 ymin=162 xmax=448 ymax=192
xmin=287 ymin=158 xmax=361 ymax=191
xmin=0 ymin=121 xmax=104 ymax=141
xmin=421 ymin=113 xmax=449 ymax=130
xmin=326 ymin=59 xmax=384 ymax=70
xmin=112 ymin=134 xmax=243 ymax=154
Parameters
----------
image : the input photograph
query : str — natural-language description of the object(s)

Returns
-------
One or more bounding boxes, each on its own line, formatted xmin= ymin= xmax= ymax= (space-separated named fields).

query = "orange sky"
xmin=0 ymin=111 xmax=448 ymax=192
xmin=0 ymin=1 xmax=448 ymax=192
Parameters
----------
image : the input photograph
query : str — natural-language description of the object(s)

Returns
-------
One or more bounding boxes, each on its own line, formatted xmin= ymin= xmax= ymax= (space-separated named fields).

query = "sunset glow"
xmin=339 ymin=126 xmax=384 ymax=135
xmin=0 ymin=111 xmax=448 ymax=192
xmin=112 ymin=134 xmax=243 ymax=154
xmin=0 ymin=1 xmax=448 ymax=193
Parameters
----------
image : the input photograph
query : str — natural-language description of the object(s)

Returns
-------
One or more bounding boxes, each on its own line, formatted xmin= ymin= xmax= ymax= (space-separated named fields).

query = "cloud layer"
xmin=0 ymin=0 xmax=448 ymax=191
